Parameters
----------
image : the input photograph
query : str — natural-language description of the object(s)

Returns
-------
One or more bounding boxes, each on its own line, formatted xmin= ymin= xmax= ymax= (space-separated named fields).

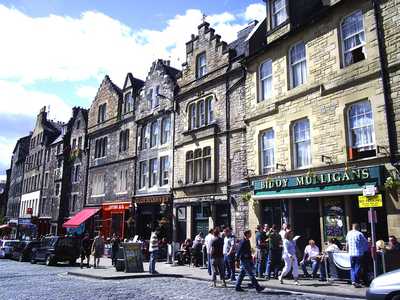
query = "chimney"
xmin=36 ymin=106 xmax=47 ymax=125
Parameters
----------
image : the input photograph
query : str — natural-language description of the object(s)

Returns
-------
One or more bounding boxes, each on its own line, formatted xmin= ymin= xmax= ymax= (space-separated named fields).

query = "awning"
xmin=253 ymin=188 xmax=363 ymax=200
xmin=63 ymin=208 xmax=99 ymax=228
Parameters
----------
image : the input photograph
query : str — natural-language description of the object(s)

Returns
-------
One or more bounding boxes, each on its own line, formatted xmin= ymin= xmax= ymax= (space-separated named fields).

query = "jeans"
xmin=211 ymin=257 xmax=225 ymax=282
xmin=236 ymin=259 xmax=261 ymax=290
xmin=301 ymin=259 xmax=320 ymax=276
xmin=350 ymin=255 xmax=362 ymax=284
xmin=224 ymin=254 xmax=236 ymax=280
xmin=255 ymin=248 xmax=265 ymax=276
xmin=265 ymin=248 xmax=281 ymax=278
xmin=149 ymin=250 xmax=158 ymax=274
xmin=207 ymin=254 xmax=212 ymax=275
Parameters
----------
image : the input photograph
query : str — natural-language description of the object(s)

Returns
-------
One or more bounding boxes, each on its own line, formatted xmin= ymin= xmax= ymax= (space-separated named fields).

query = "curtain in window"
xmin=293 ymin=119 xmax=311 ymax=168
xmin=206 ymin=97 xmax=213 ymax=124
xmin=186 ymin=151 xmax=194 ymax=183
xmin=262 ymin=130 xmax=274 ymax=174
xmin=342 ymin=11 xmax=365 ymax=66
xmin=190 ymin=104 xmax=196 ymax=129
xmin=272 ymin=0 xmax=287 ymax=27
xmin=194 ymin=149 xmax=202 ymax=183
xmin=349 ymin=101 xmax=374 ymax=150
xmin=290 ymin=42 xmax=307 ymax=88
xmin=260 ymin=60 xmax=272 ymax=100
xmin=203 ymin=147 xmax=212 ymax=180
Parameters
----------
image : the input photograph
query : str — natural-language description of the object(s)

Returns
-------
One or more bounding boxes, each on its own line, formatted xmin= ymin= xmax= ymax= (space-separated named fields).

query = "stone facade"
xmin=245 ymin=0 xmax=397 ymax=246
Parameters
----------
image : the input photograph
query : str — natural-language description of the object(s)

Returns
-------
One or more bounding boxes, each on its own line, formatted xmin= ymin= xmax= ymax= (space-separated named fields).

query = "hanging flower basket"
xmin=384 ymin=176 xmax=400 ymax=191
xmin=241 ymin=192 xmax=252 ymax=203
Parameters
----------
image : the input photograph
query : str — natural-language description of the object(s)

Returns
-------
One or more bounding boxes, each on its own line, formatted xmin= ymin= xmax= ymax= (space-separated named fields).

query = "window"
xmin=147 ymin=89 xmax=153 ymax=109
xmin=78 ymin=136 xmax=83 ymax=149
xmin=203 ymin=147 xmax=212 ymax=181
xmin=261 ymin=129 xmax=275 ymax=174
xmin=72 ymin=138 xmax=77 ymax=149
xmin=161 ymin=116 xmax=171 ymax=144
xmin=117 ymin=169 xmax=128 ymax=193
xmin=139 ymin=161 xmax=148 ymax=189
xmin=76 ymin=120 xmax=81 ymax=130
xmin=197 ymin=52 xmax=207 ymax=78
xmin=259 ymin=60 xmax=273 ymax=101
xmin=160 ymin=156 xmax=169 ymax=186
xmin=289 ymin=42 xmax=307 ymax=88
xmin=73 ymin=165 xmax=81 ymax=183
xmin=41 ymin=197 xmax=46 ymax=215
xmin=185 ymin=151 xmax=194 ymax=183
xmin=55 ymin=183 xmax=61 ymax=196
xmin=348 ymin=100 xmax=374 ymax=151
xmin=71 ymin=195 xmax=77 ymax=212
xmin=44 ymin=172 xmax=49 ymax=188
xmin=341 ymin=10 xmax=366 ymax=67
xmin=149 ymin=158 xmax=158 ymax=187
xmin=140 ymin=124 xmax=148 ymax=150
xmin=94 ymin=137 xmax=107 ymax=158
xmin=154 ymin=86 xmax=160 ymax=107
xmin=194 ymin=149 xmax=202 ymax=183
xmin=272 ymin=0 xmax=287 ymax=28
xmin=98 ymin=103 xmax=107 ymax=123
xmin=92 ymin=174 xmax=105 ymax=196
xmin=119 ymin=129 xmax=129 ymax=152
xmin=123 ymin=92 xmax=133 ymax=113
xmin=293 ymin=119 xmax=311 ymax=169
xmin=150 ymin=121 xmax=159 ymax=148
xmin=188 ymin=97 xmax=214 ymax=130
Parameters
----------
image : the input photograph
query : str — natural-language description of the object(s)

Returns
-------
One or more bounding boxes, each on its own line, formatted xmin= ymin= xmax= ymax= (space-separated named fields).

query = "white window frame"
xmin=347 ymin=100 xmax=375 ymax=151
xmin=289 ymin=41 xmax=308 ymax=89
xmin=259 ymin=59 xmax=273 ymax=101
xmin=271 ymin=0 xmax=288 ymax=28
xmin=197 ymin=52 xmax=207 ymax=78
xmin=261 ymin=129 xmax=275 ymax=175
xmin=160 ymin=156 xmax=169 ymax=186
xmin=292 ymin=118 xmax=312 ymax=169
xmin=149 ymin=158 xmax=158 ymax=187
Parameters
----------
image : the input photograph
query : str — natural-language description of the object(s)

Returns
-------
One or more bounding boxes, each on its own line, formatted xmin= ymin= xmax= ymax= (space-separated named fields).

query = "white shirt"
xmin=205 ymin=233 xmax=214 ymax=254
xmin=279 ymin=230 xmax=286 ymax=240
xmin=223 ymin=235 xmax=235 ymax=255
xmin=326 ymin=244 xmax=339 ymax=252
xmin=304 ymin=244 xmax=320 ymax=260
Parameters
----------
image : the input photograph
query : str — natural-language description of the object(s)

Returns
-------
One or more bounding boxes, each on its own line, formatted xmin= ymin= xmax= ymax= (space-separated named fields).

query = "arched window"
xmin=289 ymin=42 xmax=307 ymax=88
xmin=292 ymin=119 xmax=311 ymax=169
xmin=259 ymin=59 xmax=273 ymax=101
xmin=348 ymin=100 xmax=374 ymax=151
xmin=261 ymin=129 xmax=275 ymax=174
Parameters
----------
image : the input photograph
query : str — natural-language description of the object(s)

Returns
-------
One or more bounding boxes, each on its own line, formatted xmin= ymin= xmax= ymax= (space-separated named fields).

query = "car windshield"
xmin=43 ymin=237 xmax=58 ymax=247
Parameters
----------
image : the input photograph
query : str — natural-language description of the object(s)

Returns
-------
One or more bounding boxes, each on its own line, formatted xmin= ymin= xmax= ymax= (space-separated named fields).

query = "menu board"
xmin=323 ymin=199 xmax=346 ymax=243
xmin=122 ymin=243 xmax=144 ymax=273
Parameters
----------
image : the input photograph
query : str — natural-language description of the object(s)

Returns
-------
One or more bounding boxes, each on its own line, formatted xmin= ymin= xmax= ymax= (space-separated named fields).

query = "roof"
xmin=228 ymin=21 xmax=258 ymax=58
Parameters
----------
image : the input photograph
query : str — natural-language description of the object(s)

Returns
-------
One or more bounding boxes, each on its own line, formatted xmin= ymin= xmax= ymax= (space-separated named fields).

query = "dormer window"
xmin=98 ymin=103 xmax=106 ymax=124
xmin=271 ymin=0 xmax=288 ymax=28
xmin=196 ymin=52 xmax=207 ymax=78
xmin=123 ymin=92 xmax=133 ymax=114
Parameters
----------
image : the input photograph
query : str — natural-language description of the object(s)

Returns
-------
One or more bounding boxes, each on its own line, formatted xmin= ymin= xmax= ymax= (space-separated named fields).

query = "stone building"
xmin=135 ymin=59 xmax=179 ymax=240
xmin=244 ymin=0 xmax=397 ymax=249
xmin=20 ymin=107 xmax=62 ymax=236
xmin=173 ymin=22 xmax=255 ymax=241
xmin=6 ymin=135 xmax=30 ymax=223
xmin=86 ymin=75 xmax=143 ymax=238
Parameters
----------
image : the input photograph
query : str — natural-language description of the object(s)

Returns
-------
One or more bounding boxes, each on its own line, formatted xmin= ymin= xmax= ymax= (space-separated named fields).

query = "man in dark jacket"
xmin=111 ymin=234 xmax=121 ymax=266
xmin=235 ymin=230 xmax=265 ymax=292
xmin=80 ymin=233 xmax=91 ymax=268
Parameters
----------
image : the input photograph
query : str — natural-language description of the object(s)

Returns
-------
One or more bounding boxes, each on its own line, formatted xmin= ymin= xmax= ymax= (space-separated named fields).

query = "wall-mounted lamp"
xmin=377 ymin=145 xmax=389 ymax=155
xmin=276 ymin=163 xmax=286 ymax=171
xmin=321 ymin=155 xmax=333 ymax=165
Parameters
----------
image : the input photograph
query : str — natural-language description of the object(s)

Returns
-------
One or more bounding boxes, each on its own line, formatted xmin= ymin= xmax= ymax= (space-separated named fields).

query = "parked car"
xmin=366 ymin=269 xmax=400 ymax=300
xmin=0 ymin=240 xmax=19 ymax=258
xmin=30 ymin=236 xmax=80 ymax=266
xmin=11 ymin=240 xmax=41 ymax=262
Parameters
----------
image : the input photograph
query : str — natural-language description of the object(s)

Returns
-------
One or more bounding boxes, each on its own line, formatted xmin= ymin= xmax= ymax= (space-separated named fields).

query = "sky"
xmin=0 ymin=0 xmax=266 ymax=179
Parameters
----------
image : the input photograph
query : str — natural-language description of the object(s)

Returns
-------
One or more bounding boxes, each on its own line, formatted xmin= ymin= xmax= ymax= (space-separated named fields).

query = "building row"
xmin=3 ymin=0 xmax=400 ymax=249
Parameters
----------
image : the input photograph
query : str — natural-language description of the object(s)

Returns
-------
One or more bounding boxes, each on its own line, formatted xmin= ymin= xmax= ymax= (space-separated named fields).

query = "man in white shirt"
xmin=300 ymin=239 xmax=321 ymax=278
xmin=223 ymin=226 xmax=236 ymax=281
xmin=204 ymin=229 xmax=215 ymax=276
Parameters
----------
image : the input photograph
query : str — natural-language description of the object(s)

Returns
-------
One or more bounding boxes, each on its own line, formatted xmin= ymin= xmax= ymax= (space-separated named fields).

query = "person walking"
xmin=210 ymin=227 xmax=226 ymax=288
xmin=235 ymin=230 xmax=265 ymax=293
xmin=223 ymin=226 xmax=236 ymax=281
xmin=149 ymin=223 xmax=160 ymax=275
xmin=300 ymin=239 xmax=321 ymax=278
xmin=278 ymin=230 xmax=299 ymax=285
xmin=80 ymin=233 xmax=91 ymax=269
xmin=205 ymin=229 xmax=214 ymax=276
xmin=265 ymin=224 xmax=282 ymax=280
xmin=255 ymin=225 xmax=267 ymax=278
xmin=346 ymin=223 xmax=368 ymax=288
xmin=91 ymin=233 xmax=105 ymax=269
xmin=111 ymin=234 xmax=121 ymax=266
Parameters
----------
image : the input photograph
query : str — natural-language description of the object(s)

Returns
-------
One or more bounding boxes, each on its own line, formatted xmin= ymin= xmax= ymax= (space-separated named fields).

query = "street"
xmin=0 ymin=260 xmax=363 ymax=300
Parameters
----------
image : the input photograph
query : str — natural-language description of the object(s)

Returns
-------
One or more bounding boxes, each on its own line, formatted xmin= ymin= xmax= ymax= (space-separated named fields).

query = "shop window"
xmin=347 ymin=100 xmax=375 ymax=160
xmin=341 ymin=10 xmax=366 ymax=67
xmin=196 ymin=52 xmax=207 ymax=78
xmin=271 ymin=0 xmax=288 ymax=28
xmin=160 ymin=156 xmax=170 ymax=186
xmin=139 ymin=161 xmax=148 ymax=189
xmin=97 ymin=103 xmax=107 ymax=124
xmin=289 ymin=41 xmax=307 ymax=89
xmin=149 ymin=158 xmax=158 ymax=187
xmin=292 ymin=118 xmax=311 ymax=169
xmin=259 ymin=59 xmax=273 ymax=101
xmin=261 ymin=129 xmax=275 ymax=174
xmin=161 ymin=116 xmax=171 ymax=144
xmin=150 ymin=121 xmax=159 ymax=148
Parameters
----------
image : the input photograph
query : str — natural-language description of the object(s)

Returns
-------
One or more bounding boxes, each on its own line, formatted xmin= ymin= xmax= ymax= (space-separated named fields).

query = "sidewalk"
xmin=67 ymin=258 xmax=367 ymax=299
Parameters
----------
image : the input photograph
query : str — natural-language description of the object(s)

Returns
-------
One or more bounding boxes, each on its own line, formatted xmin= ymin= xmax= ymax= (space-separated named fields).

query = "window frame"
xmin=292 ymin=118 xmax=312 ymax=169
xmin=259 ymin=59 xmax=273 ymax=102
xmin=159 ymin=156 xmax=169 ymax=186
xmin=97 ymin=103 xmax=107 ymax=124
xmin=289 ymin=41 xmax=308 ymax=89
xmin=161 ymin=116 xmax=171 ymax=144
xmin=185 ymin=151 xmax=194 ymax=184
xmin=271 ymin=0 xmax=288 ymax=28
xmin=149 ymin=158 xmax=158 ymax=188
xmin=150 ymin=120 xmax=159 ymax=148
xmin=196 ymin=52 xmax=207 ymax=78
xmin=260 ymin=129 xmax=275 ymax=175
xmin=347 ymin=100 xmax=375 ymax=152
xmin=139 ymin=161 xmax=148 ymax=189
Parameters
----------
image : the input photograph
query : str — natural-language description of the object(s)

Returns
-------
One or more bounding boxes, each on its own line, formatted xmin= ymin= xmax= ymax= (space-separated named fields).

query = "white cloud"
xmin=76 ymin=86 xmax=98 ymax=102
xmin=0 ymin=136 xmax=14 ymax=171
xmin=244 ymin=3 xmax=266 ymax=22
xmin=0 ymin=80 xmax=71 ymax=122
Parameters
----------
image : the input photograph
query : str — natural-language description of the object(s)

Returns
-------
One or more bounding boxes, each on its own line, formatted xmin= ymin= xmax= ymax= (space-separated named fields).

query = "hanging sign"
xmin=358 ymin=194 xmax=383 ymax=208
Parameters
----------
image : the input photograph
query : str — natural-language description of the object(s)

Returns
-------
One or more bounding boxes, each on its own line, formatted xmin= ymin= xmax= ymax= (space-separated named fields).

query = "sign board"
xmin=363 ymin=185 xmax=376 ymax=197
xmin=122 ymin=242 xmax=144 ymax=273
xmin=26 ymin=207 xmax=33 ymax=215
xmin=358 ymin=194 xmax=383 ymax=208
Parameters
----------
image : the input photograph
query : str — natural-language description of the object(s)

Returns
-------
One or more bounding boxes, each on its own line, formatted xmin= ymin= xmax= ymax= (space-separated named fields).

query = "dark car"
xmin=30 ymin=236 xmax=80 ymax=266
xmin=11 ymin=240 xmax=41 ymax=262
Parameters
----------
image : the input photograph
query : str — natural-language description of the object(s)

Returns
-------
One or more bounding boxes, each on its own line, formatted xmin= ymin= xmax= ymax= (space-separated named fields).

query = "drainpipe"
xmin=372 ymin=0 xmax=397 ymax=164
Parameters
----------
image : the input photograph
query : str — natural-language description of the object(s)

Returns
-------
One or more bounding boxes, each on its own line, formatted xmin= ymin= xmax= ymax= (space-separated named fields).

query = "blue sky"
xmin=0 ymin=0 xmax=265 ymax=177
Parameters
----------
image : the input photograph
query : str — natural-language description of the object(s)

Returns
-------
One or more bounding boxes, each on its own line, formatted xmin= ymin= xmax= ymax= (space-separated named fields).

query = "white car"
xmin=0 ymin=240 xmax=19 ymax=258
xmin=366 ymin=269 xmax=400 ymax=300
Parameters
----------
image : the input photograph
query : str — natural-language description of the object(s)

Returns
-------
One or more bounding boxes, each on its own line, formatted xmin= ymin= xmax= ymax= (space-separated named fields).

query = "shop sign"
xmin=18 ymin=218 xmax=32 ymax=225
xmin=102 ymin=203 xmax=130 ymax=211
xmin=135 ymin=196 xmax=169 ymax=205
xmin=363 ymin=185 xmax=376 ymax=196
xmin=358 ymin=194 xmax=383 ymax=208
xmin=253 ymin=167 xmax=379 ymax=192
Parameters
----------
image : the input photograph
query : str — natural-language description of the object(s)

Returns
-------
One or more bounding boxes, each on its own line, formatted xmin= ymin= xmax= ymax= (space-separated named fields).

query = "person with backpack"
xmin=265 ymin=224 xmax=282 ymax=279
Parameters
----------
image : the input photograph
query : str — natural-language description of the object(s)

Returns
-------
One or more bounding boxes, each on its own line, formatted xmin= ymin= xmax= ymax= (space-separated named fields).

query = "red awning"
xmin=63 ymin=208 xmax=100 ymax=228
